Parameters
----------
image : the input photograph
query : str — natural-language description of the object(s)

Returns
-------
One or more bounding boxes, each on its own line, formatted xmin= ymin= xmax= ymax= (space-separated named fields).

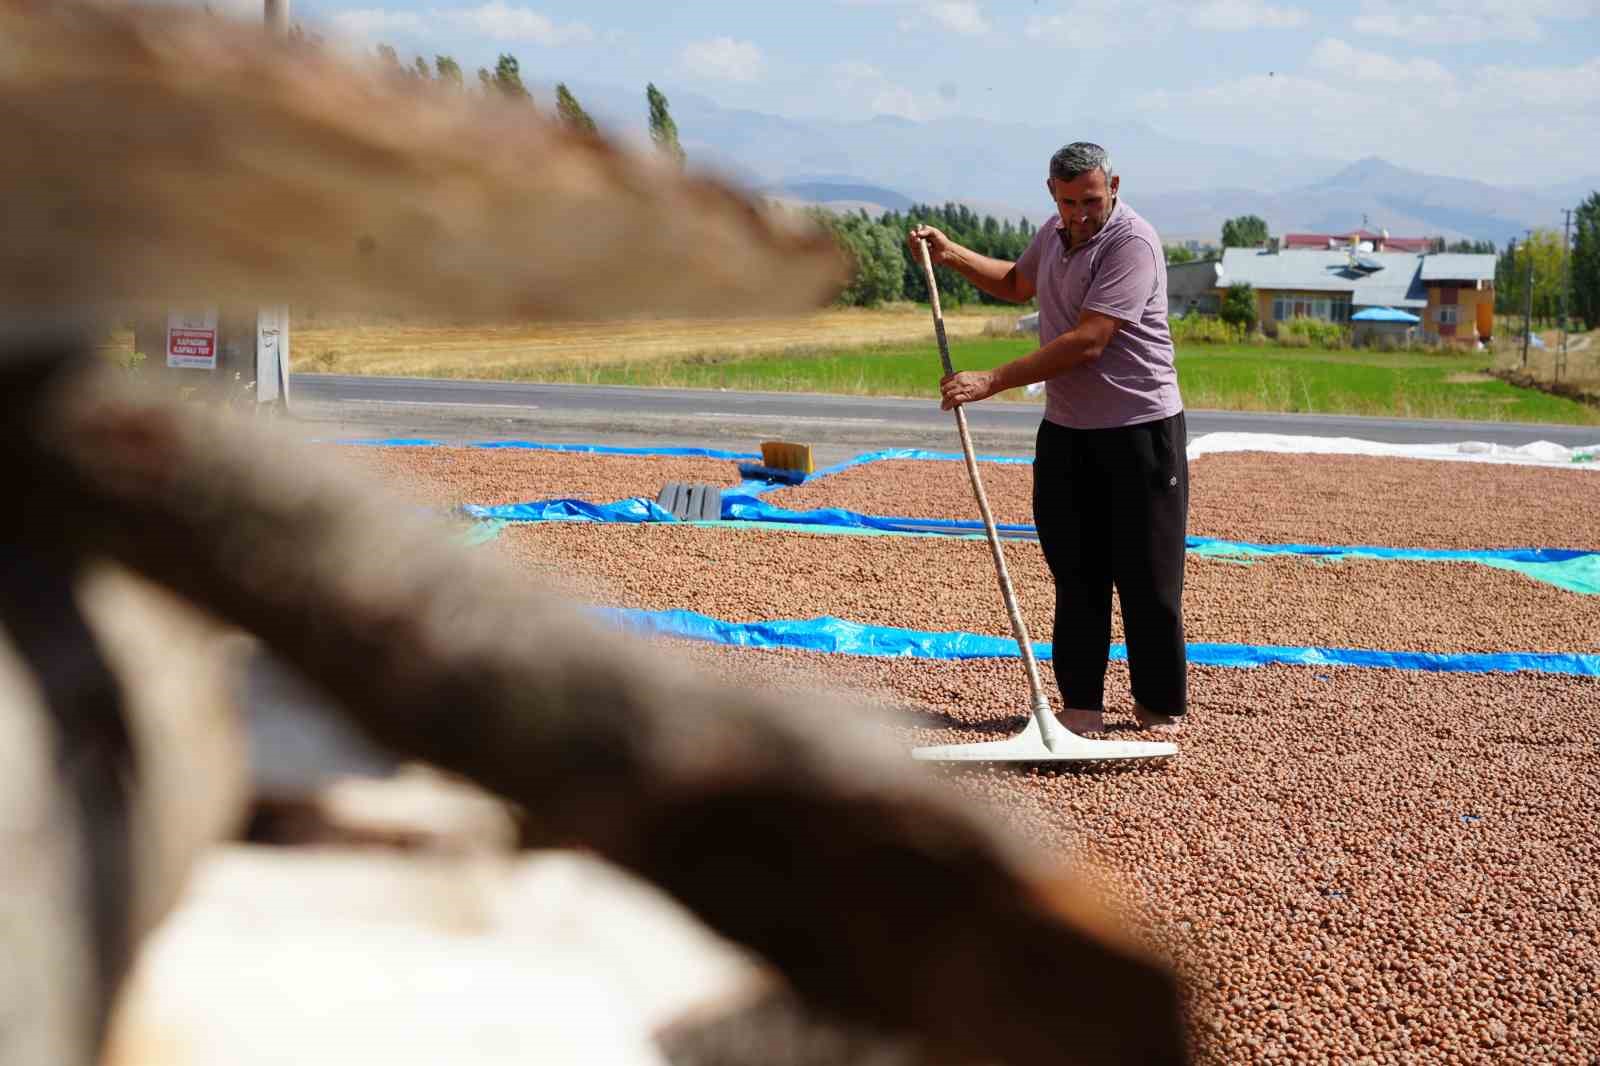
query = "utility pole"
xmin=259 ymin=0 xmax=292 ymax=412
xmin=1521 ymin=229 xmax=1534 ymax=371
xmin=1560 ymin=208 xmax=1573 ymax=384
xmin=265 ymin=0 xmax=289 ymax=36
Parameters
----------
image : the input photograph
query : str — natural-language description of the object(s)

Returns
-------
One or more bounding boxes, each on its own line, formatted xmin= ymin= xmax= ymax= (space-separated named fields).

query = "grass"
xmin=550 ymin=338 xmax=1596 ymax=426
xmin=1175 ymin=345 xmax=1598 ymax=424
xmin=556 ymin=336 xmax=1033 ymax=395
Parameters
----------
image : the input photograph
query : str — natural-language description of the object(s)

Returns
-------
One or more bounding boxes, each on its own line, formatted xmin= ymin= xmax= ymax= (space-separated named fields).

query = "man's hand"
xmin=940 ymin=370 xmax=998 ymax=410
xmin=909 ymin=224 xmax=959 ymax=266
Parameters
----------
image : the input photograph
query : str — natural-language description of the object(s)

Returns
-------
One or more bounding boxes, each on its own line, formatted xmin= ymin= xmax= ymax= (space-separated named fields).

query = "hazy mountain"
xmin=767 ymin=180 xmax=915 ymax=212
xmin=1136 ymin=158 xmax=1575 ymax=245
xmin=530 ymin=80 xmax=1581 ymax=244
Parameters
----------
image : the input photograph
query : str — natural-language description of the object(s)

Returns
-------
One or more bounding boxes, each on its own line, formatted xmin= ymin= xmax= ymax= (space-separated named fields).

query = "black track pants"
xmin=1032 ymin=412 xmax=1189 ymax=715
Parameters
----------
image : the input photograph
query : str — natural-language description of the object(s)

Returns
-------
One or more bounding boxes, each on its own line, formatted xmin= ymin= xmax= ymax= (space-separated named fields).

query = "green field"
xmin=539 ymin=337 xmax=1599 ymax=426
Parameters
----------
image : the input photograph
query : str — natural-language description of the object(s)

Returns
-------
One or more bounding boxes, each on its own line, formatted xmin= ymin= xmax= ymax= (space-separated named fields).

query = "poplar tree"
xmin=556 ymin=83 xmax=597 ymax=134
xmin=646 ymin=82 xmax=684 ymax=165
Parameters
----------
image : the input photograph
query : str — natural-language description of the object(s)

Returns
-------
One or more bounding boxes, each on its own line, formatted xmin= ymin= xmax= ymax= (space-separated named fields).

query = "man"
xmin=908 ymin=142 xmax=1186 ymax=735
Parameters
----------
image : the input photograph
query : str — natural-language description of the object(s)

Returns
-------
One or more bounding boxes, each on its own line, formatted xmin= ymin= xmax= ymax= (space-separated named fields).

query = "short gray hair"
xmin=1049 ymin=142 xmax=1114 ymax=184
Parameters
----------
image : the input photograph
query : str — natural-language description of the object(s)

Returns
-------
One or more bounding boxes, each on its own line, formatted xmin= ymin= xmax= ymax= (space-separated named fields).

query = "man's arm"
xmin=939 ymin=311 xmax=1120 ymax=409
xmin=908 ymin=225 xmax=1036 ymax=304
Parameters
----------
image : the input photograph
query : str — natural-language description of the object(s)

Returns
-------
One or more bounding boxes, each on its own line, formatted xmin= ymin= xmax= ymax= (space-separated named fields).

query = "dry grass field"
xmin=87 ymin=307 xmax=999 ymax=381
xmin=1489 ymin=325 xmax=1600 ymax=400
xmin=99 ymin=306 xmax=1008 ymax=379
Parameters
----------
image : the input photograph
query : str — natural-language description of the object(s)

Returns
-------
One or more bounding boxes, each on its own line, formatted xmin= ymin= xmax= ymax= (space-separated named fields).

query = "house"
xmin=1283 ymin=229 xmax=1433 ymax=253
xmin=1214 ymin=246 xmax=1495 ymax=346
xmin=1168 ymin=259 xmax=1224 ymax=317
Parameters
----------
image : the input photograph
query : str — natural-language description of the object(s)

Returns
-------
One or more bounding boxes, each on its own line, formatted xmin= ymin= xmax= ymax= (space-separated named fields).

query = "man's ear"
xmin=1109 ymin=174 xmax=1121 ymax=197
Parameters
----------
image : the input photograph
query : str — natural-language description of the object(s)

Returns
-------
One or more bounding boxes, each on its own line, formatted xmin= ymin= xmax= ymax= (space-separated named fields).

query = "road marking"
xmin=691 ymin=413 xmax=889 ymax=425
xmin=342 ymin=398 xmax=540 ymax=410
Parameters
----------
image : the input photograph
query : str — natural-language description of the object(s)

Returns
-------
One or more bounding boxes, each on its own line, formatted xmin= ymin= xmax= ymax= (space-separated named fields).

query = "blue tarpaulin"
xmin=597 ymin=607 xmax=1600 ymax=676
xmin=467 ymin=493 xmax=1600 ymax=593
xmin=465 ymin=497 xmax=676 ymax=523
xmin=802 ymin=447 xmax=1032 ymax=486
xmin=358 ymin=439 xmax=1600 ymax=596
xmin=331 ymin=438 xmax=759 ymax=459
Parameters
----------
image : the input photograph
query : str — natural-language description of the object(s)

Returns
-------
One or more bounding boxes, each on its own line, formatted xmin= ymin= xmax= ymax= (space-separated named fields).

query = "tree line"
xmin=815 ymin=204 xmax=1038 ymax=308
xmin=1496 ymin=200 xmax=1600 ymax=331
xmin=376 ymin=43 xmax=683 ymax=157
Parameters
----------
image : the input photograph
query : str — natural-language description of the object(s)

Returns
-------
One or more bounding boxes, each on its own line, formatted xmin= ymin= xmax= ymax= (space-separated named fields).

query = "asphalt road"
xmin=290 ymin=373 xmax=1599 ymax=459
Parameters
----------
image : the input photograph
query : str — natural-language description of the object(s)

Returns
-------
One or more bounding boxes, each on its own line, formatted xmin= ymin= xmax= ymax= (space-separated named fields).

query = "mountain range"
xmin=531 ymin=79 xmax=1595 ymax=246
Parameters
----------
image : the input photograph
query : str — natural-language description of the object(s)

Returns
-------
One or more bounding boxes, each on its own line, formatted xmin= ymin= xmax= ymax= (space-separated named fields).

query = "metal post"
xmin=1522 ymin=230 xmax=1534 ymax=371
xmin=260 ymin=0 xmax=292 ymax=411
xmin=1560 ymin=208 xmax=1572 ymax=384
xmin=265 ymin=0 xmax=289 ymax=36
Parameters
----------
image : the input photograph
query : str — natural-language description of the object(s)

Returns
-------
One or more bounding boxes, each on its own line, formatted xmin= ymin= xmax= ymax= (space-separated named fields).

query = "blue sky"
xmin=204 ymin=1 xmax=1598 ymax=184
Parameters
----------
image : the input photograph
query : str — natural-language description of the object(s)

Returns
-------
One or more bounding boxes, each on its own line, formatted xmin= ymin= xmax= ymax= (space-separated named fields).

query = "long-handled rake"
xmin=910 ymin=240 xmax=1177 ymax=764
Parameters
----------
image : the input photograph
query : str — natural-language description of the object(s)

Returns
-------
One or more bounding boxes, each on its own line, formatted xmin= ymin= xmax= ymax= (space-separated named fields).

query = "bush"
xmin=1219 ymin=283 xmax=1257 ymax=331
xmin=1170 ymin=314 xmax=1246 ymax=345
xmin=817 ymin=210 xmax=906 ymax=308
xmin=1280 ymin=317 xmax=1351 ymax=350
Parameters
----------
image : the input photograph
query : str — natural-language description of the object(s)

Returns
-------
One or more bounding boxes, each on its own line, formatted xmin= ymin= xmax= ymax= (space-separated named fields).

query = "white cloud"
xmin=829 ymin=61 xmax=949 ymax=120
xmin=1024 ymin=2 xmax=1146 ymax=48
xmin=1308 ymin=38 xmax=1453 ymax=86
xmin=1026 ymin=0 xmax=1301 ymax=45
xmin=445 ymin=3 xmax=595 ymax=45
xmin=1138 ymin=45 xmax=1600 ymax=183
xmin=330 ymin=8 xmax=423 ymax=39
xmin=680 ymin=37 xmax=767 ymax=83
xmin=921 ymin=1 xmax=990 ymax=35
xmin=1351 ymin=0 xmax=1597 ymax=44
xmin=1478 ymin=55 xmax=1600 ymax=111
xmin=1187 ymin=0 xmax=1309 ymax=31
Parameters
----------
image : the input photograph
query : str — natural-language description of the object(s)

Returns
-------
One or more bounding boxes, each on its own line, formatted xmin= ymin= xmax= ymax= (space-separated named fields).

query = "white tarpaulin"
xmin=1187 ymin=432 xmax=1600 ymax=469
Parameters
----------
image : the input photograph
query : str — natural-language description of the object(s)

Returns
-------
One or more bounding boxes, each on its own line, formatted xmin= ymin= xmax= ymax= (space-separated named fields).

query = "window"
xmin=1437 ymin=306 xmax=1458 ymax=325
xmin=1272 ymin=294 xmax=1352 ymax=322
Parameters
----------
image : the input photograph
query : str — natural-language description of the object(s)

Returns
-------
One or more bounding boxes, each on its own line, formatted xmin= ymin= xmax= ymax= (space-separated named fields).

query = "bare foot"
xmin=1057 ymin=707 xmax=1105 ymax=735
xmin=1132 ymin=702 xmax=1183 ymax=734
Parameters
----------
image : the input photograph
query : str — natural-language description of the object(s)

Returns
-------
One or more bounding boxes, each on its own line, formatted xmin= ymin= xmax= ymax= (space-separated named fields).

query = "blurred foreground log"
xmin=0 ymin=551 xmax=247 ymax=1065
xmin=4 ymin=353 xmax=1184 ymax=1065
xmin=0 ymin=1 xmax=848 ymax=320
xmin=1 ymin=2 xmax=1180 ymax=1061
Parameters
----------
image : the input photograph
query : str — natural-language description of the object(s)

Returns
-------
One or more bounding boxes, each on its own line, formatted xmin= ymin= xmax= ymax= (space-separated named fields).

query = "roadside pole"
xmin=1521 ymin=230 xmax=1534 ymax=371
xmin=258 ymin=0 xmax=292 ymax=412
xmin=1559 ymin=208 xmax=1572 ymax=385
xmin=265 ymin=0 xmax=289 ymax=34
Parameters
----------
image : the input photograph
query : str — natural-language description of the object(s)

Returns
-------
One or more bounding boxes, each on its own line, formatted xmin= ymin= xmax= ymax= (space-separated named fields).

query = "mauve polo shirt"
xmin=1016 ymin=198 xmax=1183 ymax=430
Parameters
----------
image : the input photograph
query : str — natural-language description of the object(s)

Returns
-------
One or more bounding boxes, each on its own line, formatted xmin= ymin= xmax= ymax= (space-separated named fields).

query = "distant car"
xmin=1016 ymin=311 xmax=1039 ymax=334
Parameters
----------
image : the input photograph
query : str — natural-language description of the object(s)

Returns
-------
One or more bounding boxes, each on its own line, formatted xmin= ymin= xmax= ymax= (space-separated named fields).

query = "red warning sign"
xmin=167 ymin=310 xmax=219 ymax=369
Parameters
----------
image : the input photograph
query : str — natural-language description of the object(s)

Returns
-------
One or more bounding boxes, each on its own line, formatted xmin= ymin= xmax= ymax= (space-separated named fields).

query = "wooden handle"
xmin=916 ymin=239 xmax=1055 ymax=719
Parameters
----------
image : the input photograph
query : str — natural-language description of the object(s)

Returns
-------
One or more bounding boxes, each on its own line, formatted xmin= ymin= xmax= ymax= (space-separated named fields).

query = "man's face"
xmin=1047 ymin=168 xmax=1119 ymax=245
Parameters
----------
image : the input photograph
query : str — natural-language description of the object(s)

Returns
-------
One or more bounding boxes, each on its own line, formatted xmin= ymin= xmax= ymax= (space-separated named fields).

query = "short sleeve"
xmin=1082 ymin=235 xmax=1158 ymax=324
xmin=1015 ymin=220 xmax=1052 ymax=288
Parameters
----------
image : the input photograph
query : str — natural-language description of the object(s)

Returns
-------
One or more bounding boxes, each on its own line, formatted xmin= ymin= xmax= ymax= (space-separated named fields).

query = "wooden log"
xmin=3 ymin=356 xmax=1185 ymax=1066
xmin=0 ymin=561 xmax=248 ymax=1066
xmin=0 ymin=1 xmax=848 ymax=320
